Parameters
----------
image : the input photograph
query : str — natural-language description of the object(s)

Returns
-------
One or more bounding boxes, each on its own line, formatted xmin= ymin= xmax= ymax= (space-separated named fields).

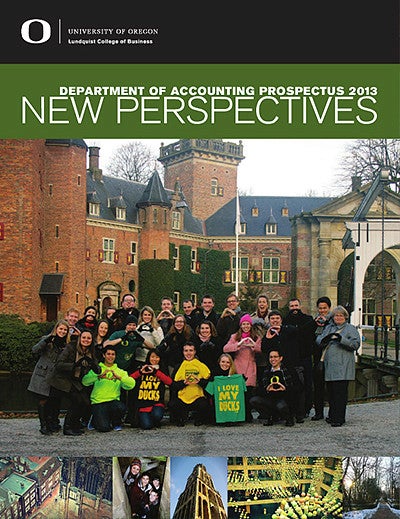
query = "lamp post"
xmin=380 ymin=166 xmax=390 ymax=358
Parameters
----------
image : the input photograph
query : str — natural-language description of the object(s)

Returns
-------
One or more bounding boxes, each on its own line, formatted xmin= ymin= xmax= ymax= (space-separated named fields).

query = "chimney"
xmin=351 ymin=175 xmax=362 ymax=191
xmin=89 ymin=146 xmax=103 ymax=181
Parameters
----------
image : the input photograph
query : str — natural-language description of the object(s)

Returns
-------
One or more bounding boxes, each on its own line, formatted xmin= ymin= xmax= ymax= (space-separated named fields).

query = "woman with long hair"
xmin=193 ymin=320 xmax=221 ymax=373
xmin=28 ymin=319 xmax=70 ymax=435
xmin=134 ymin=306 xmax=164 ymax=367
xmin=49 ymin=330 xmax=101 ymax=435
xmin=93 ymin=318 xmax=111 ymax=361
xmin=157 ymin=314 xmax=195 ymax=375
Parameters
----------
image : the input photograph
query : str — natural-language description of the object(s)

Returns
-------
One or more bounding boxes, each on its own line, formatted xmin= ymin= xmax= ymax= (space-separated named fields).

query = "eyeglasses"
xmin=227 ymin=299 xmax=237 ymax=303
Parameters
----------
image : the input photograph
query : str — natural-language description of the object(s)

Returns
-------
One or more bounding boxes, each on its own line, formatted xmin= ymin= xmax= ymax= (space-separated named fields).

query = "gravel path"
xmin=1 ymin=398 xmax=398 ymax=457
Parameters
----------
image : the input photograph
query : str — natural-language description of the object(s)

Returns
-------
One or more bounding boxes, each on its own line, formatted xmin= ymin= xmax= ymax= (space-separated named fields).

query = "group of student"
xmin=122 ymin=458 xmax=162 ymax=519
xmin=27 ymin=290 xmax=360 ymax=435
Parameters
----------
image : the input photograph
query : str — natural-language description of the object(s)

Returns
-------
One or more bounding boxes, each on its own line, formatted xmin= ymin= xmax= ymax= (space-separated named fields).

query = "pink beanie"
xmin=239 ymin=314 xmax=253 ymax=325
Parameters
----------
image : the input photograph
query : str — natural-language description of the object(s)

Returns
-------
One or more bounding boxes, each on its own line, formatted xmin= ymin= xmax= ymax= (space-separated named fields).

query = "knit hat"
xmin=130 ymin=458 xmax=142 ymax=469
xmin=125 ymin=315 xmax=138 ymax=325
xmin=239 ymin=314 xmax=253 ymax=325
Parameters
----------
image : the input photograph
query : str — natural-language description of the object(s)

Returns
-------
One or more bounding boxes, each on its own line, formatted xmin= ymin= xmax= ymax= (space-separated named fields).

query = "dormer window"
xmin=266 ymin=223 xmax=277 ymax=235
xmin=172 ymin=211 xmax=181 ymax=230
xmin=116 ymin=207 xmax=126 ymax=221
xmin=252 ymin=206 xmax=259 ymax=217
xmin=89 ymin=202 xmax=100 ymax=216
xmin=235 ymin=222 xmax=247 ymax=235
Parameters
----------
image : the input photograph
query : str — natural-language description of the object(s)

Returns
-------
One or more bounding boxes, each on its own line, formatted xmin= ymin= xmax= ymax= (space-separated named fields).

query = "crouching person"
xmin=250 ymin=348 xmax=302 ymax=427
xmin=82 ymin=345 xmax=135 ymax=432
xmin=169 ymin=342 xmax=211 ymax=426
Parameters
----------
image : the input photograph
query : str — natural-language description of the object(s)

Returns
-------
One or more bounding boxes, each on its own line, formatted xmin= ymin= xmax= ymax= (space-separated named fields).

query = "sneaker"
xmin=113 ymin=425 xmax=123 ymax=431
xmin=87 ymin=416 xmax=95 ymax=431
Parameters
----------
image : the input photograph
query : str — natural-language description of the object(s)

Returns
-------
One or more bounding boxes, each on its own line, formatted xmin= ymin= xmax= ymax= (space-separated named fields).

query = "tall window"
xmin=173 ymin=246 xmax=180 ymax=270
xmin=262 ymin=257 xmax=280 ymax=283
xmin=232 ymin=256 xmax=249 ymax=283
xmin=191 ymin=248 xmax=198 ymax=272
xmin=103 ymin=238 xmax=115 ymax=263
xmin=362 ymin=298 xmax=376 ymax=326
xmin=130 ymin=242 xmax=137 ymax=265
xmin=211 ymin=178 xmax=218 ymax=196
xmin=172 ymin=211 xmax=181 ymax=230
xmin=173 ymin=291 xmax=180 ymax=310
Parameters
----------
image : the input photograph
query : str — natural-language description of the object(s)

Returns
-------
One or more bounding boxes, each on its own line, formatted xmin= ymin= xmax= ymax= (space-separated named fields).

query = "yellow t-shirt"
xmin=174 ymin=358 xmax=211 ymax=404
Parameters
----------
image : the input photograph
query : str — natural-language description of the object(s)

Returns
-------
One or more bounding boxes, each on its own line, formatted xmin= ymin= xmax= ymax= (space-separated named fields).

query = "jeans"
xmin=138 ymin=406 xmax=165 ymax=430
xmin=91 ymin=400 xmax=126 ymax=432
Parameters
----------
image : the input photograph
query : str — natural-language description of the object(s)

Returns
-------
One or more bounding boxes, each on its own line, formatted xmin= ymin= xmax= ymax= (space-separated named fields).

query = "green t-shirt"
xmin=206 ymin=374 xmax=247 ymax=423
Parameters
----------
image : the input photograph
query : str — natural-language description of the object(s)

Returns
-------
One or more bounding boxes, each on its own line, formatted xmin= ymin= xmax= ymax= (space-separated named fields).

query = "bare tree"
xmin=106 ymin=141 xmax=161 ymax=183
xmin=335 ymin=139 xmax=400 ymax=194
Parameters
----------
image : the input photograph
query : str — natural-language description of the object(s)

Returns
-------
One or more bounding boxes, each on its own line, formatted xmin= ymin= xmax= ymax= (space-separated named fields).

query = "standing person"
xmin=135 ymin=306 xmax=164 ymax=367
xmin=76 ymin=305 xmax=98 ymax=334
xmin=316 ymin=305 xmax=360 ymax=427
xmin=250 ymin=349 xmax=302 ymax=427
xmin=130 ymin=350 xmax=172 ymax=430
xmin=27 ymin=319 xmax=70 ymax=435
xmin=197 ymin=294 xmax=220 ymax=327
xmin=156 ymin=296 xmax=175 ymax=335
xmin=82 ymin=345 xmax=135 ymax=432
xmin=311 ymin=296 xmax=333 ymax=421
xmin=182 ymin=298 xmax=201 ymax=331
xmin=223 ymin=314 xmax=262 ymax=422
xmin=251 ymin=294 xmax=270 ymax=382
xmin=169 ymin=343 xmax=211 ymax=426
xmin=111 ymin=293 xmax=140 ymax=331
xmin=93 ymin=318 xmax=111 ymax=362
xmin=65 ymin=307 xmax=81 ymax=345
xmin=193 ymin=320 xmax=221 ymax=373
xmin=49 ymin=330 xmax=101 ymax=436
xmin=251 ymin=294 xmax=270 ymax=338
xmin=283 ymin=298 xmax=315 ymax=419
xmin=157 ymin=314 xmax=195 ymax=375
xmin=216 ymin=293 xmax=245 ymax=346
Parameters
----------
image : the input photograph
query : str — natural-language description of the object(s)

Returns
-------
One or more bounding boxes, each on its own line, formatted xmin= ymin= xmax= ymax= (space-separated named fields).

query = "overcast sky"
xmin=85 ymin=138 xmax=354 ymax=197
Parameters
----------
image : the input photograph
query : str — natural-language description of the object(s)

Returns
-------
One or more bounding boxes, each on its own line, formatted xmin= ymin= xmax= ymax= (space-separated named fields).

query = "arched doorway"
xmin=97 ymin=281 xmax=121 ymax=318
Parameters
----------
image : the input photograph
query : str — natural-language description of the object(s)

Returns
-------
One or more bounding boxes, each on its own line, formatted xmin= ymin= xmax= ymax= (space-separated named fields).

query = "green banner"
xmin=1 ymin=64 xmax=399 ymax=137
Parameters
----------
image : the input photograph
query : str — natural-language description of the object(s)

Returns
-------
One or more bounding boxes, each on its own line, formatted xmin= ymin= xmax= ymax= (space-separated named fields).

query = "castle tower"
xmin=136 ymin=169 xmax=172 ymax=260
xmin=172 ymin=463 xmax=227 ymax=519
xmin=0 ymin=139 xmax=87 ymax=322
xmin=159 ymin=139 xmax=244 ymax=221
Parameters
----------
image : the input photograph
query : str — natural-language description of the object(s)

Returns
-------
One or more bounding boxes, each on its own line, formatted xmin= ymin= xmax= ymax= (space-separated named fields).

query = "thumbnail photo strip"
xmin=0 ymin=456 xmax=397 ymax=518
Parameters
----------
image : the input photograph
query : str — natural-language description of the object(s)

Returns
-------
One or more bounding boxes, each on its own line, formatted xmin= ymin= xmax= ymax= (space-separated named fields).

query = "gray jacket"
xmin=27 ymin=334 xmax=66 ymax=397
xmin=316 ymin=321 xmax=360 ymax=381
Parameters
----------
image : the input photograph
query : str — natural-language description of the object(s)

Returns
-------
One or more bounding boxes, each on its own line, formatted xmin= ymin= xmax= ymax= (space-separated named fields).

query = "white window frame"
xmin=130 ymin=242 xmax=137 ymax=265
xmin=89 ymin=202 xmax=100 ymax=216
xmin=265 ymin=223 xmax=277 ymax=235
xmin=262 ymin=257 xmax=280 ymax=283
xmin=211 ymin=178 xmax=218 ymax=196
xmin=172 ymin=210 xmax=181 ymax=230
xmin=173 ymin=291 xmax=180 ymax=310
xmin=191 ymin=248 xmax=197 ymax=272
xmin=103 ymin=238 xmax=115 ymax=263
xmin=232 ymin=256 xmax=249 ymax=283
xmin=116 ymin=207 xmax=126 ymax=221
xmin=173 ymin=246 xmax=180 ymax=270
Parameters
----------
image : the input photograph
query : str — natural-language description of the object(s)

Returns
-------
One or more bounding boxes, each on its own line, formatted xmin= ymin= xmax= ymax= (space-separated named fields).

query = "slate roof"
xmin=86 ymin=171 xmax=204 ymax=235
xmin=206 ymin=195 xmax=335 ymax=236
